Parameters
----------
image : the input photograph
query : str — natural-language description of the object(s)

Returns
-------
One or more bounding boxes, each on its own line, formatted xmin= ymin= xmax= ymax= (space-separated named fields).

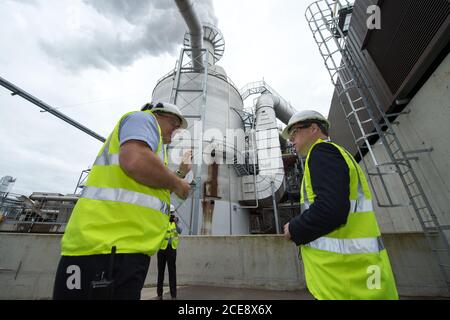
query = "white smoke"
xmin=39 ymin=0 xmax=218 ymax=71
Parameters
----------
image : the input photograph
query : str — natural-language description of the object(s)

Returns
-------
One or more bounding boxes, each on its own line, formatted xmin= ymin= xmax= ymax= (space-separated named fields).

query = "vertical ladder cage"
xmin=306 ymin=0 xmax=450 ymax=292
xmin=170 ymin=48 xmax=209 ymax=235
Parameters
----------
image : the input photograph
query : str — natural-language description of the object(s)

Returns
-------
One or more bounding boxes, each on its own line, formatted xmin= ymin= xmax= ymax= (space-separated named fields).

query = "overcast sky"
xmin=0 ymin=0 xmax=334 ymax=196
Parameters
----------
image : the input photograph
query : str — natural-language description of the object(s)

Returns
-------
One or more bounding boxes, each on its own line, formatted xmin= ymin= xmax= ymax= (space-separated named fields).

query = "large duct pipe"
xmin=239 ymin=81 xmax=297 ymax=124
xmin=175 ymin=0 xmax=204 ymax=70
xmin=271 ymin=95 xmax=297 ymax=124
xmin=241 ymin=94 xmax=285 ymax=205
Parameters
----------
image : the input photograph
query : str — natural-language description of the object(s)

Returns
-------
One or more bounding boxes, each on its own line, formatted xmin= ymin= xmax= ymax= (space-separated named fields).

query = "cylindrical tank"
xmin=152 ymin=25 xmax=250 ymax=235
xmin=0 ymin=176 xmax=16 ymax=194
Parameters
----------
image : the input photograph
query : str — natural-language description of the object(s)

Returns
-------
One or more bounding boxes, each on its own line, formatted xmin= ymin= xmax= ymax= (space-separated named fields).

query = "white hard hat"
xmin=281 ymin=110 xmax=330 ymax=140
xmin=170 ymin=204 xmax=175 ymax=212
xmin=142 ymin=101 xmax=188 ymax=129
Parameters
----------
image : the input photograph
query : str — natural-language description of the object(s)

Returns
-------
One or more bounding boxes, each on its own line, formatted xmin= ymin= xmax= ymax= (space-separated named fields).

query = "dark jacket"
xmin=289 ymin=142 xmax=351 ymax=245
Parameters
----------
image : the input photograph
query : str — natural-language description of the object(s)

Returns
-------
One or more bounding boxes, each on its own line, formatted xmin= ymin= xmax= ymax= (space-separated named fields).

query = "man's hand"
xmin=173 ymin=178 xmax=190 ymax=200
xmin=120 ymin=140 xmax=188 ymax=194
xmin=178 ymin=150 xmax=193 ymax=177
xmin=283 ymin=222 xmax=291 ymax=240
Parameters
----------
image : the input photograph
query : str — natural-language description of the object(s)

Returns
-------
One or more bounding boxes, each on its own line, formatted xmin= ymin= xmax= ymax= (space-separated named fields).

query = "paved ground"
xmin=141 ymin=285 xmax=450 ymax=300
xmin=141 ymin=285 xmax=314 ymax=300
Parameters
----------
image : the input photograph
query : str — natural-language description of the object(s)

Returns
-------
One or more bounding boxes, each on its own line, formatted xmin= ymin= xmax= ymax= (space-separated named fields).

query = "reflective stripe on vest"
xmin=160 ymin=222 xmax=179 ymax=250
xmin=94 ymin=136 xmax=166 ymax=166
xmin=350 ymin=197 xmax=373 ymax=213
xmin=299 ymin=139 xmax=398 ymax=300
xmin=302 ymin=179 xmax=373 ymax=213
xmin=94 ymin=153 xmax=119 ymax=166
xmin=300 ymin=140 xmax=380 ymax=254
xmin=61 ymin=110 xmax=171 ymax=257
xmin=305 ymin=236 xmax=385 ymax=254
xmin=81 ymin=186 xmax=170 ymax=215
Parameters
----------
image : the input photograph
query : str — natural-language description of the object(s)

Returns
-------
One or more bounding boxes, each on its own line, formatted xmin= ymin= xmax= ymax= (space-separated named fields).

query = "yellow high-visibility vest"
xmin=160 ymin=222 xmax=180 ymax=250
xmin=300 ymin=139 xmax=398 ymax=300
xmin=61 ymin=110 xmax=170 ymax=256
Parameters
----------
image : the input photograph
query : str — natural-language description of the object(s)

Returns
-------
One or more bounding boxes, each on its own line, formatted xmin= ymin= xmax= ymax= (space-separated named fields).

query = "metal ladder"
xmin=73 ymin=168 xmax=91 ymax=195
xmin=170 ymin=48 xmax=208 ymax=120
xmin=306 ymin=0 xmax=450 ymax=292
xmin=169 ymin=48 xmax=209 ymax=235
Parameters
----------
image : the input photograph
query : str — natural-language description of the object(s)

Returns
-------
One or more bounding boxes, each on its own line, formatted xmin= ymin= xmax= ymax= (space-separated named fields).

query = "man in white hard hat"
xmin=281 ymin=110 xmax=398 ymax=300
xmin=53 ymin=101 xmax=192 ymax=300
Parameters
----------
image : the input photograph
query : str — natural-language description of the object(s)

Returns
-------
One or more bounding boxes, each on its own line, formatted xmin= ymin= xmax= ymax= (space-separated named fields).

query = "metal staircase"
xmin=232 ymin=156 xmax=250 ymax=177
xmin=306 ymin=0 xmax=450 ymax=292
xmin=230 ymin=107 xmax=259 ymax=177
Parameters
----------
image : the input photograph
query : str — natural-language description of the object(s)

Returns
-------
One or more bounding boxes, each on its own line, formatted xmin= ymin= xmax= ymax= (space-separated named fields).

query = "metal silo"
xmin=152 ymin=17 xmax=250 ymax=235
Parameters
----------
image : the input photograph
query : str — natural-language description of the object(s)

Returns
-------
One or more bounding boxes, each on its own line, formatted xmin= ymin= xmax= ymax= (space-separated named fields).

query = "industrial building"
xmin=0 ymin=0 xmax=449 ymax=299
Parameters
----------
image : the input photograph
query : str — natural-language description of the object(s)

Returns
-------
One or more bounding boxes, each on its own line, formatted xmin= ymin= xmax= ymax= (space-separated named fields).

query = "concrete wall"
xmin=362 ymin=53 xmax=450 ymax=233
xmin=0 ymin=233 xmax=61 ymax=299
xmin=0 ymin=232 xmax=448 ymax=299
xmin=145 ymin=235 xmax=305 ymax=291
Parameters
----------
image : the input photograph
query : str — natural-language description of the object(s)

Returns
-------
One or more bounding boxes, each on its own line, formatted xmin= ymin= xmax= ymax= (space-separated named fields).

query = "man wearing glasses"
xmin=53 ymin=102 xmax=192 ymax=300
xmin=281 ymin=110 xmax=398 ymax=300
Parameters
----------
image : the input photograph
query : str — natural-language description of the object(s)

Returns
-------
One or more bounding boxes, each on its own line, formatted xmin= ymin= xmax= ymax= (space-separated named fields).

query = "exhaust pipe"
xmin=175 ymin=0 xmax=204 ymax=70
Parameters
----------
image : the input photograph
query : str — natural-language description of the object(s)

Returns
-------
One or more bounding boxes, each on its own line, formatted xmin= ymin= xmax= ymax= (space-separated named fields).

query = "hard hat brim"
xmin=281 ymin=119 xmax=330 ymax=140
xmin=281 ymin=124 xmax=294 ymax=140
xmin=153 ymin=109 xmax=188 ymax=129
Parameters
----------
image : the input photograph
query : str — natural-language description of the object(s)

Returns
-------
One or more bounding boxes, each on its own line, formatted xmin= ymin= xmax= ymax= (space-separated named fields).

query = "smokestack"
xmin=174 ymin=0 xmax=204 ymax=70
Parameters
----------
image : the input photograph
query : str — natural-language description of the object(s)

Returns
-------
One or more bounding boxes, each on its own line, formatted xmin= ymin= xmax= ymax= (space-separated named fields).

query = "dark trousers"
xmin=157 ymin=246 xmax=177 ymax=298
xmin=53 ymin=253 xmax=150 ymax=300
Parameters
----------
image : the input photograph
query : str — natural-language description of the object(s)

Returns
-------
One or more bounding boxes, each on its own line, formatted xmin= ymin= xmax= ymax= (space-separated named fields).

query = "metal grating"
xmin=366 ymin=0 xmax=450 ymax=95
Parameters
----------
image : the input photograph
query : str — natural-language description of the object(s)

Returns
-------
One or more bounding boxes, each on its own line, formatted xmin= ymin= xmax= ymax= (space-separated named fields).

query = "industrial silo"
xmin=151 ymin=12 xmax=250 ymax=235
xmin=152 ymin=0 xmax=298 ymax=236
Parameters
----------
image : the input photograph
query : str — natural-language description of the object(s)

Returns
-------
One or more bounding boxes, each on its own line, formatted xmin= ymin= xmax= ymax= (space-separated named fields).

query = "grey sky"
xmin=0 ymin=0 xmax=333 ymax=196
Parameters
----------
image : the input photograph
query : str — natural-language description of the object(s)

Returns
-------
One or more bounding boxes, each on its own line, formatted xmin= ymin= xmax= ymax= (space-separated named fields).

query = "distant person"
xmin=157 ymin=206 xmax=182 ymax=300
xmin=53 ymin=102 xmax=192 ymax=300
xmin=281 ymin=110 xmax=398 ymax=300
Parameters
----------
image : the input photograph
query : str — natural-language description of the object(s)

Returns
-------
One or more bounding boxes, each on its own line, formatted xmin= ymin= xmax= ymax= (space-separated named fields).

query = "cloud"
xmin=82 ymin=0 xmax=171 ymax=25
xmin=84 ymin=0 xmax=218 ymax=26
xmin=39 ymin=0 xmax=218 ymax=72
xmin=8 ymin=0 xmax=38 ymax=6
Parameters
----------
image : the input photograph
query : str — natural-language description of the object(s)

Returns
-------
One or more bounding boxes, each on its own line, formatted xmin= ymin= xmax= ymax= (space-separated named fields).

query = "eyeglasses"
xmin=289 ymin=124 xmax=311 ymax=141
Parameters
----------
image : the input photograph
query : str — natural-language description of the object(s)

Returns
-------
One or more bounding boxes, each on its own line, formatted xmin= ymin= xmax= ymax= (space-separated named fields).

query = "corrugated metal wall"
xmin=329 ymin=0 xmax=450 ymax=156
xmin=365 ymin=0 xmax=450 ymax=98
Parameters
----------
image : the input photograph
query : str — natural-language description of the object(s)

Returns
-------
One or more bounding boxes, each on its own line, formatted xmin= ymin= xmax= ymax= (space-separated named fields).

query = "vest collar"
xmin=306 ymin=138 xmax=331 ymax=159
